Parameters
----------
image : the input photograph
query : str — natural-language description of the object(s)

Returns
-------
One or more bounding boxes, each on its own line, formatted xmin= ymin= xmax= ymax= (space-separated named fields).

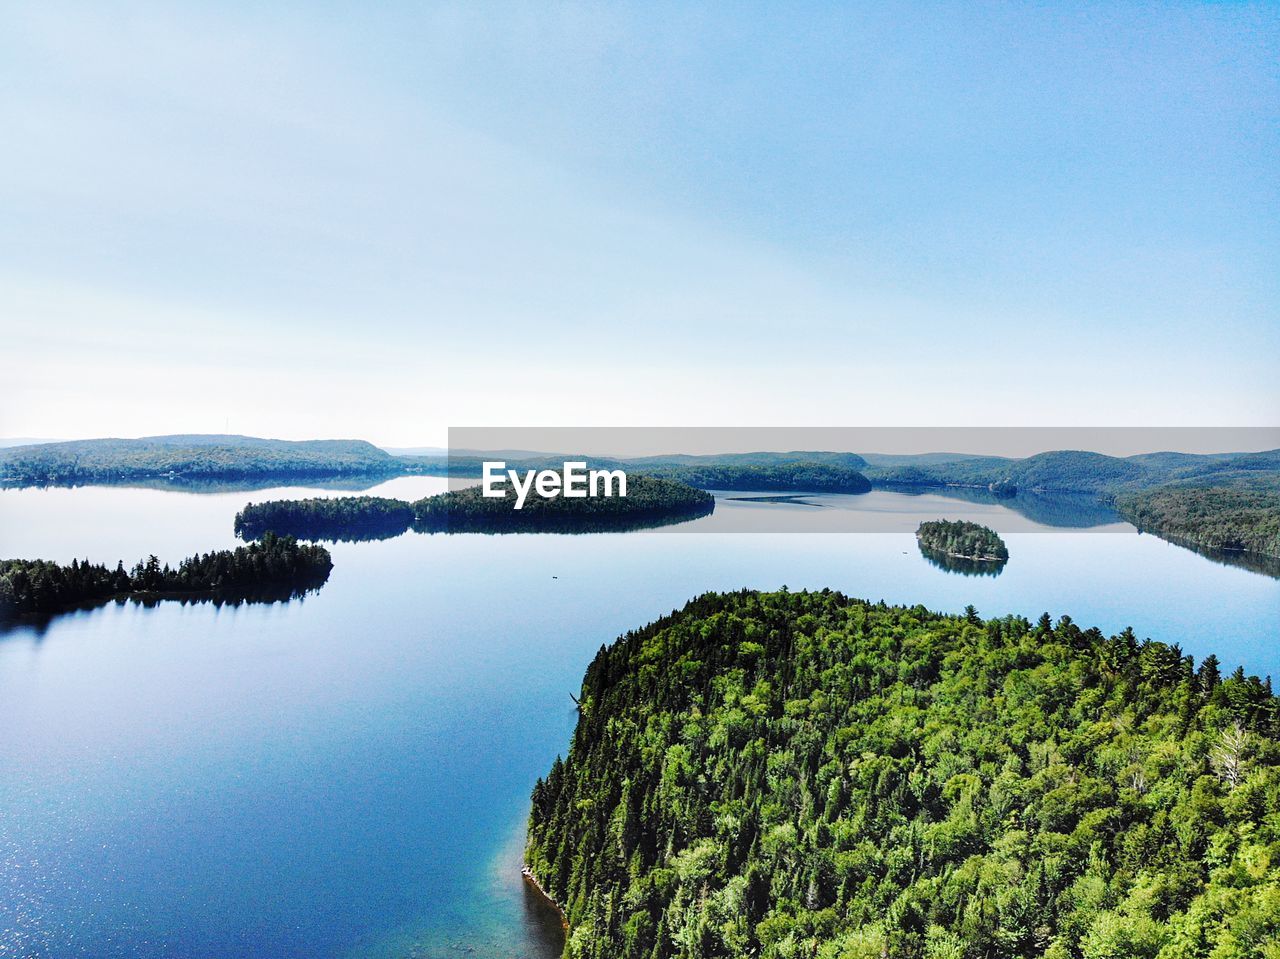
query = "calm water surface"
xmin=1 ymin=481 xmax=1277 ymax=958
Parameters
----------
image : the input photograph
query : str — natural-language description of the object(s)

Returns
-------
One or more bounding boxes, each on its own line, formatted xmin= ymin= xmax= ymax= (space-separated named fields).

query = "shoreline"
xmin=521 ymin=865 xmax=569 ymax=934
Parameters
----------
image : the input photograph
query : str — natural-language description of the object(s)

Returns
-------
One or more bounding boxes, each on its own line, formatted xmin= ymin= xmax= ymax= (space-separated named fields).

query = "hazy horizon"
xmin=5 ymin=426 xmax=1280 ymax=460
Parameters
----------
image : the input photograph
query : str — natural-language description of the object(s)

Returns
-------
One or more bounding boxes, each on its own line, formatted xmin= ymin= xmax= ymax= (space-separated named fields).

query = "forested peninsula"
xmin=235 ymin=476 xmax=715 ymax=540
xmin=527 ymin=589 xmax=1279 ymax=959
xmin=916 ymin=519 xmax=1009 ymax=562
xmin=1116 ymin=487 xmax=1280 ymax=562
xmin=0 ymin=533 xmax=332 ymax=621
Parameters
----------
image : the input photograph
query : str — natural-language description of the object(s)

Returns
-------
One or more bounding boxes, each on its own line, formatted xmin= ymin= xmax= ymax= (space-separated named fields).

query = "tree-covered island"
xmin=414 ymin=475 xmax=714 ymax=533
xmin=235 ymin=476 xmax=715 ymax=539
xmin=916 ymin=519 xmax=1009 ymax=562
xmin=0 ymin=533 xmax=332 ymax=621
xmin=526 ymin=589 xmax=1279 ymax=959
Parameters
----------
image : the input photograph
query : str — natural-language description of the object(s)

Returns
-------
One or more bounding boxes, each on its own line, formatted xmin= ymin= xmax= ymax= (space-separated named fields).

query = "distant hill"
xmin=381 ymin=445 xmax=449 ymax=456
xmin=859 ymin=451 xmax=1002 ymax=467
xmin=1002 ymin=449 xmax=1152 ymax=492
xmin=637 ymin=461 xmax=872 ymax=494
xmin=864 ymin=448 xmax=1280 ymax=496
xmin=623 ymin=450 xmax=868 ymax=470
xmin=4 ymin=434 xmax=1276 ymax=506
xmin=0 ymin=435 xmax=401 ymax=486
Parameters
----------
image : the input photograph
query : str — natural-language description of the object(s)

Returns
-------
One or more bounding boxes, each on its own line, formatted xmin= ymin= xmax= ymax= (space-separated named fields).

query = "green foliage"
xmin=1116 ymin=488 xmax=1280 ymax=561
xmin=233 ymin=478 xmax=715 ymax=538
xmin=236 ymin=496 xmax=415 ymax=541
xmin=0 ymin=533 xmax=332 ymax=620
xmin=527 ymin=590 xmax=1280 ymax=959
xmin=863 ymin=449 xmax=1280 ymax=497
xmin=639 ymin=463 xmax=872 ymax=494
xmin=413 ymin=476 xmax=715 ymax=533
xmin=916 ymin=520 xmax=1009 ymax=561
xmin=0 ymin=435 xmax=400 ymax=486
xmin=628 ymin=452 xmax=870 ymax=470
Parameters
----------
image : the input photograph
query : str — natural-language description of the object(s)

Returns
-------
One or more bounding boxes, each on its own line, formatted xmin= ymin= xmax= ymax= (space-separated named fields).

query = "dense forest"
xmin=627 ymin=451 xmax=869 ymax=470
xmin=862 ymin=449 xmax=1280 ymax=497
xmin=418 ymin=459 xmax=873 ymax=495
xmin=0 ymin=435 xmax=402 ymax=485
xmin=1116 ymin=487 xmax=1280 ymax=561
xmin=235 ymin=496 xmax=415 ymax=541
xmin=414 ymin=476 xmax=715 ymax=533
xmin=916 ymin=519 xmax=1009 ymax=562
xmin=234 ymin=478 xmax=716 ymax=540
xmin=527 ymin=589 xmax=1279 ymax=959
xmin=641 ymin=463 xmax=872 ymax=494
xmin=0 ymin=533 xmax=332 ymax=620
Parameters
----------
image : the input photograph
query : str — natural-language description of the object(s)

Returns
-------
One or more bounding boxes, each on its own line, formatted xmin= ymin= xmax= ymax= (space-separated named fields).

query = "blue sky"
xmin=2 ymin=2 xmax=1276 ymax=444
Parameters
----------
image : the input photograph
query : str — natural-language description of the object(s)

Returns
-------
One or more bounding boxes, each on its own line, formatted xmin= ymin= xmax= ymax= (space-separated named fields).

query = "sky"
xmin=1 ymin=2 xmax=1277 ymax=446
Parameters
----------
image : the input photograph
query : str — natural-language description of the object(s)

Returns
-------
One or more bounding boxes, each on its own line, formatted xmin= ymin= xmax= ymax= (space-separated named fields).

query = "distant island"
xmin=0 ymin=533 xmax=332 ymax=621
xmin=526 ymin=588 xmax=1280 ymax=959
xmin=916 ymin=518 xmax=1009 ymax=562
xmin=235 ymin=476 xmax=715 ymax=539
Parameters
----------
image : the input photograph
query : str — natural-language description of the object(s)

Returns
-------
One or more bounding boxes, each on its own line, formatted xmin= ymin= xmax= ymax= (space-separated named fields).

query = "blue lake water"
xmin=1 ymin=480 xmax=1277 ymax=957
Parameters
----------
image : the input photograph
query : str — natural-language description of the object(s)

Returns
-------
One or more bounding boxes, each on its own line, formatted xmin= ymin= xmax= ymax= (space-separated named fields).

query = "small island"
xmin=916 ymin=518 xmax=1009 ymax=562
xmin=0 ymin=532 xmax=332 ymax=621
xmin=235 ymin=476 xmax=715 ymax=540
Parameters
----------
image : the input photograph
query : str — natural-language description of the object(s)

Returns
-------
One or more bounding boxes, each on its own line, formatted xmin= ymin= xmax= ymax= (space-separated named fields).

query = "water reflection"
xmin=893 ymin=485 xmax=1123 ymax=528
xmin=918 ymin=544 xmax=1007 ymax=578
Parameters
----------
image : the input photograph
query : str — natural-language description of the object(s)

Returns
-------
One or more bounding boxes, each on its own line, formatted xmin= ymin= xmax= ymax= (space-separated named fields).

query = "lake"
xmin=2 ymin=479 xmax=1277 ymax=958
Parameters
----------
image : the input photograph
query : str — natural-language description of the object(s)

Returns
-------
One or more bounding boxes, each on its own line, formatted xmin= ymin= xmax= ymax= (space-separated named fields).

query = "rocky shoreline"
xmin=521 ymin=865 xmax=569 ymax=934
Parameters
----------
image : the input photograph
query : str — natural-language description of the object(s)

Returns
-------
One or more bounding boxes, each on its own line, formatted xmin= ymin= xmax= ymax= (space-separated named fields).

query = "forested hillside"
xmin=640 ymin=462 xmax=872 ymax=494
xmin=862 ymin=448 xmax=1280 ymax=497
xmin=1117 ymin=488 xmax=1280 ymax=560
xmin=0 ymin=435 xmax=401 ymax=485
xmin=527 ymin=590 xmax=1279 ymax=959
